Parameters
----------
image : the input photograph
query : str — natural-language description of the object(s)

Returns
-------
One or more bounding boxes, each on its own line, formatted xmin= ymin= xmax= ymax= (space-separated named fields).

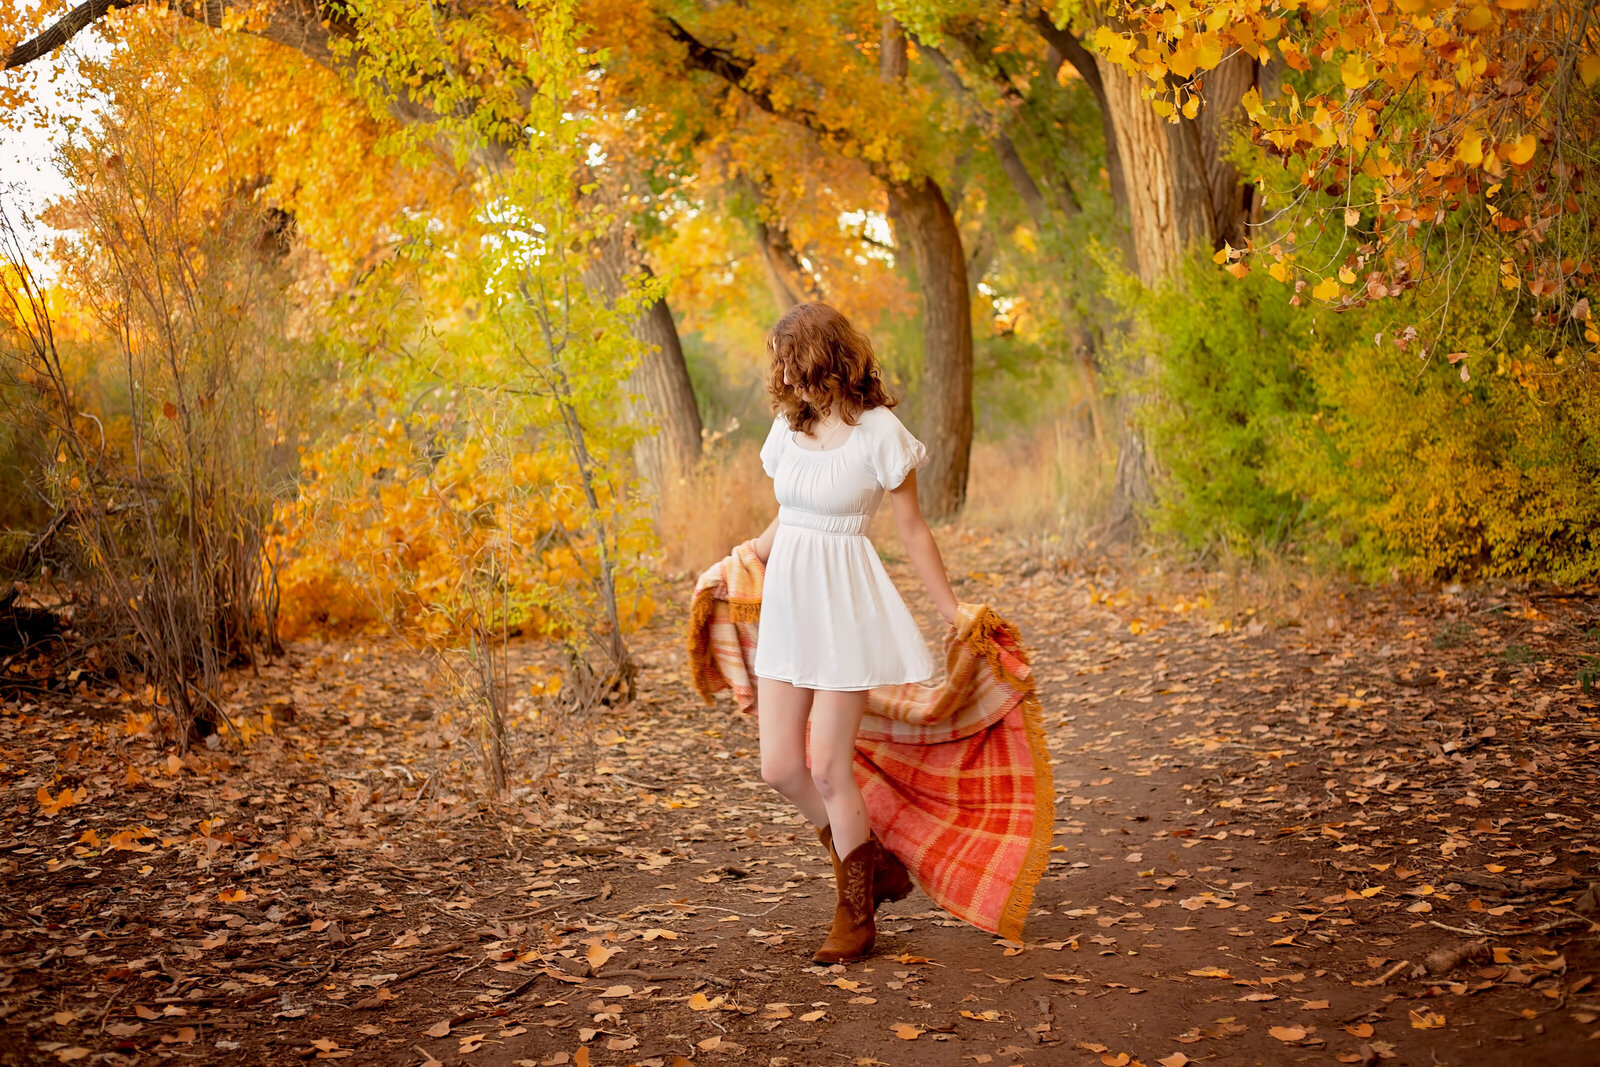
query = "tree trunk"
xmin=755 ymin=219 xmax=818 ymax=310
xmin=584 ymin=224 xmax=704 ymax=491
xmin=1193 ymin=53 xmax=1262 ymax=249
xmin=885 ymin=177 xmax=973 ymax=522
xmin=1094 ymin=62 xmax=1209 ymax=284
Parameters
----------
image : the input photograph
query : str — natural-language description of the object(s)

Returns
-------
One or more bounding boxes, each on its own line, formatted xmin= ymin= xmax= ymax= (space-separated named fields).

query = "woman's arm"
xmin=888 ymin=472 xmax=958 ymax=624
xmin=753 ymin=514 xmax=780 ymax=563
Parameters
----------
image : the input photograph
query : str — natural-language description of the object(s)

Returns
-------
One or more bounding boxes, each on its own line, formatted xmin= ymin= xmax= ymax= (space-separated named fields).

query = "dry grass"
xmin=655 ymin=438 xmax=777 ymax=579
xmin=1202 ymin=543 xmax=1349 ymax=641
xmin=963 ymin=417 xmax=1116 ymax=548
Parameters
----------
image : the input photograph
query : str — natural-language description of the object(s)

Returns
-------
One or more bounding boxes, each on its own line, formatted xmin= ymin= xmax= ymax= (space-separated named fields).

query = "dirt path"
xmin=3 ymin=533 xmax=1598 ymax=1067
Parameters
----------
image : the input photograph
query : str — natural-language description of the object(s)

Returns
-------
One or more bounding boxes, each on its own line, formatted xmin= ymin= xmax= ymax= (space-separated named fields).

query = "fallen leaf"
xmin=354 ymin=988 xmax=395 ymax=1010
xmin=584 ymin=941 xmax=618 ymax=970
xmin=1269 ymin=1025 xmax=1307 ymax=1042
xmin=425 ymin=1020 xmax=452 ymax=1039
xmin=1409 ymin=1010 xmax=1445 ymax=1030
xmin=893 ymin=1023 xmax=923 ymax=1040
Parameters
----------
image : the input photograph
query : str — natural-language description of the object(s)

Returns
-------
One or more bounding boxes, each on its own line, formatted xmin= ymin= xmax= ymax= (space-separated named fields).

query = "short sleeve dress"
xmin=753 ymin=406 xmax=936 ymax=691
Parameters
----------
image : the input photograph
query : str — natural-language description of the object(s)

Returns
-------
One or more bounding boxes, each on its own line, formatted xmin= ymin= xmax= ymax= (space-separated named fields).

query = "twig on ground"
xmin=391 ymin=961 xmax=440 ymax=984
xmin=690 ymin=903 xmax=787 ymax=918
xmin=498 ymin=894 xmax=599 ymax=920
xmin=1426 ymin=916 xmax=1592 ymax=938
xmin=96 ymin=987 xmax=126 ymax=1034
xmin=497 ymin=973 xmax=544 ymax=1001
xmin=1352 ymin=959 xmax=1413 ymax=986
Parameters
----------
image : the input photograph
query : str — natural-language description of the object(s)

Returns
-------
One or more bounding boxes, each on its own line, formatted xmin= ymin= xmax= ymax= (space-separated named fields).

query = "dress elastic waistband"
xmin=778 ymin=506 xmax=870 ymax=536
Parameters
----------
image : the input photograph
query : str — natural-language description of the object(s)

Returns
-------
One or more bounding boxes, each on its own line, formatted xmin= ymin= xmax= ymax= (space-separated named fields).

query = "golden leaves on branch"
xmin=1092 ymin=0 xmax=1600 ymax=324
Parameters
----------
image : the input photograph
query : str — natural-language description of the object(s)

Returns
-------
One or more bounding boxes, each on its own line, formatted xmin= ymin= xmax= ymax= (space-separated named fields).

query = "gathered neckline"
xmin=788 ymin=423 xmax=858 ymax=455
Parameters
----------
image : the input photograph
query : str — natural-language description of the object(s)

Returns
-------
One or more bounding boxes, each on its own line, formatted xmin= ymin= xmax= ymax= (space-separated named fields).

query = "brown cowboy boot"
xmin=818 ymin=824 xmax=913 ymax=905
xmin=812 ymin=835 xmax=879 ymax=964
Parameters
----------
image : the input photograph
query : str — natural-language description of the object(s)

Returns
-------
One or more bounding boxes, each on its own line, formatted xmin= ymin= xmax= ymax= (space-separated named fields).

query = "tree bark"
xmin=885 ymin=177 xmax=973 ymax=522
xmin=1192 ymin=53 xmax=1262 ymax=249
xmin=1093 ymin=62 xmax=1210 ymax=285
xmin=754 ymin=219 xmax=819 ymax=310
xmin=584 ymin=224 xmax=704 ymax=491
xmin=880 ymin=16 xmax=907 ymax=81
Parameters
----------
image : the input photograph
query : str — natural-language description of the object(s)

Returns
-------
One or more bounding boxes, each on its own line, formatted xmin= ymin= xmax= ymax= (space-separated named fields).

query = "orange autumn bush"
xmin=273 ymin=417 xmax=656 ymax=648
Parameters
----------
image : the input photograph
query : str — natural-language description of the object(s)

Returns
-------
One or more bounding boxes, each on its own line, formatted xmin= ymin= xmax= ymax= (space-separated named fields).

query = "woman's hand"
xmin=888 ymin=472 xmax=959 ymax=625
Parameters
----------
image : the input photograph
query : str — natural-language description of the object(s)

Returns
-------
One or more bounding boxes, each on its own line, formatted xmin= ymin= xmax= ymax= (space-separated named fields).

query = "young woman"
xmin=750 ymin=301 xmax=959 ymax=964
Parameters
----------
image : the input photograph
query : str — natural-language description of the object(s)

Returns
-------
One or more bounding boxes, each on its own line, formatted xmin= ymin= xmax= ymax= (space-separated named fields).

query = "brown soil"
xmin=3 ymin=532 xmax=1598 ymax=1067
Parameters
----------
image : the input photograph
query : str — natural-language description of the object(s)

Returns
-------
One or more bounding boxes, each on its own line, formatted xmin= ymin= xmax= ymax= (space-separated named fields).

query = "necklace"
xmin=814 ymin=416 xmax=845 ymax=450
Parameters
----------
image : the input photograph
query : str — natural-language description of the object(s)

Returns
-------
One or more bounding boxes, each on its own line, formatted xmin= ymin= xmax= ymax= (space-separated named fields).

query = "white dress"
xmin=753 ymin=406 xmax=936 ymax=691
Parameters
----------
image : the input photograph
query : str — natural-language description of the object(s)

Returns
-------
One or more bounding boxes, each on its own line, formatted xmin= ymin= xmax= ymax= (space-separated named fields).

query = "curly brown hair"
xmin=766 ymin=302 xmax=896 ymax=436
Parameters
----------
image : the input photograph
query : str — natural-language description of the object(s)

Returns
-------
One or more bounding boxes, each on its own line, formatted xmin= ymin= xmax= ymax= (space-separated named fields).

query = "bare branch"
xmin=5 ymin=0 xmax=141 ymax=70
xmin=5 ymin=0 xmax=341 ymax=73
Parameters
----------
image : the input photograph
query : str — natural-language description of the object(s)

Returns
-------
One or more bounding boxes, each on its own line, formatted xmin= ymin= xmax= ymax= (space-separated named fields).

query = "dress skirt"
xmin=752 ymin=509 xmax=935 ymax=690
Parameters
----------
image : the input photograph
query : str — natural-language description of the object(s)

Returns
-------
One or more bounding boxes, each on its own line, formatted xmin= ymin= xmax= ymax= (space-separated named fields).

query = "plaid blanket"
xmin=687 ymin=540 xmax=1055 ymax=941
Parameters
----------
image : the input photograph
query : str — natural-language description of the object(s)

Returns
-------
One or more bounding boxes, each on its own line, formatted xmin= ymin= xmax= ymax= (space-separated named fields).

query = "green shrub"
xmin=1132 ymin=255 xmax=1600 ymax=583
xmin=1119 ymin=260 xmax=1335 ymax=552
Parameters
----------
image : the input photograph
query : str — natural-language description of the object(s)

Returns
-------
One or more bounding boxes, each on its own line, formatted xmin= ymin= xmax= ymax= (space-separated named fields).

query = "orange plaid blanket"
xmin=686 ymin=541 xmax=1055 ymax=941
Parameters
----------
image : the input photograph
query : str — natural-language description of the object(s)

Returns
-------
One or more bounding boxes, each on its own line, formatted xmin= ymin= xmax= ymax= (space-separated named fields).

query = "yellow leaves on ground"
xmin=36 ymin=785 xmax=81 ymax=815
xmin=582 ymin=939 xmax=618 ymax=970
xmin=1269 ymin=1024 xmax=1308 ymax=1042
xmin=1410 ymin=1009 xmax=1446 ymax=1029
xmin=892 ymin=1023 xmax=923 ymax=1039
xmin=106 ymin=827 xmax=158 ymax=853
xmin=1185 ymin=966 xmax=1233 ymax=978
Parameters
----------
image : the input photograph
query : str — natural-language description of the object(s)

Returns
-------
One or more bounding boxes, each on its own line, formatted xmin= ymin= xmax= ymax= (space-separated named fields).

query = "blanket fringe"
xmin=963 ymin=606 xmax=1037 ymax=696
xmin=686 ymin=586 xmax=722 ymax=706
xmin=996 ymin=690 xmax=1056 ymax=942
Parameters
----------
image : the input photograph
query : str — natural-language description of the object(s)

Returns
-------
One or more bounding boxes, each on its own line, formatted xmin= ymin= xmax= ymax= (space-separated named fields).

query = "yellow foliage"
xmin=273 ymin=420 xmax=655 ymax=645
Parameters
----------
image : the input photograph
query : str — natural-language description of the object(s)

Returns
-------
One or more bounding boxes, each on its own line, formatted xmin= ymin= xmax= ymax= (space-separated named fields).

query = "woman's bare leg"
xmin=809 ymin=688 xmax=870 ymax=855
xmin=756 ymin=677 xmax=829 ymax=827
